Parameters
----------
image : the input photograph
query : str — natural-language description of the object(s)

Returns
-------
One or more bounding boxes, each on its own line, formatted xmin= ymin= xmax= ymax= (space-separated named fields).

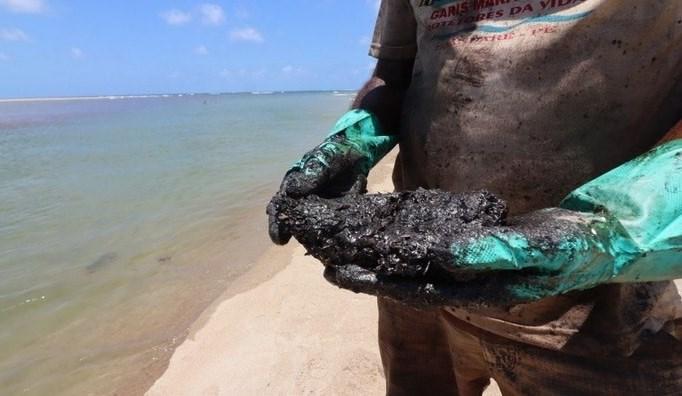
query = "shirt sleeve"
xmin=369 ymin=0 xmax=418 ymax=60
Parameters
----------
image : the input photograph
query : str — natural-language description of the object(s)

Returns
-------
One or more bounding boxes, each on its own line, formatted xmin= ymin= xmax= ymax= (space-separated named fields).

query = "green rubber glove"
xmin=440 ymin=140 xmax=682 ymax=300
xmin=268 ymin=109 xmax=397 ymax=245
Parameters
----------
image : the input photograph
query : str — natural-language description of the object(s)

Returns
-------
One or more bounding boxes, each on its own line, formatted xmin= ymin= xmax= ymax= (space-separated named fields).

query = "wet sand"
xmin=145 ymin=150 xmax=499 ymax=395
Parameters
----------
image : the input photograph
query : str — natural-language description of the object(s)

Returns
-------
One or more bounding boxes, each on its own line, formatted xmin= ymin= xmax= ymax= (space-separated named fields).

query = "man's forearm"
xmin=657 ymin=118 xmax=682 ymax=145
xmin=351 ymin=59 xmax=414 ymax=134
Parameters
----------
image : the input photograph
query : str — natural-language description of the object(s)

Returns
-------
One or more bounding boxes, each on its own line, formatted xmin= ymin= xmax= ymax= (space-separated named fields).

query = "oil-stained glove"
xmin=268 ymin=109 xmax=397 ymax=245
xmin=437 ymin=140 xmax=682 ymax=300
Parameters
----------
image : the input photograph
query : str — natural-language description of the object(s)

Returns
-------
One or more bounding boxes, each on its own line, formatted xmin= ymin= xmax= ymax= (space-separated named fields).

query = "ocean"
xmin=0 ymin=92 xmax=355 ymax=395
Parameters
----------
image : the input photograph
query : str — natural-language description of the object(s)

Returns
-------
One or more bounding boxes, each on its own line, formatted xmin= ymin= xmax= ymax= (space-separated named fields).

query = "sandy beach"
xmin=145 ymin=151 xmax=496 ymax=396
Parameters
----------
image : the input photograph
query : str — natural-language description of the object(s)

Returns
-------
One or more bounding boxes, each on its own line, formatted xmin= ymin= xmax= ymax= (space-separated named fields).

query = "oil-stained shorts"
xmin=377 ymin=297 xmax=682 ymax=396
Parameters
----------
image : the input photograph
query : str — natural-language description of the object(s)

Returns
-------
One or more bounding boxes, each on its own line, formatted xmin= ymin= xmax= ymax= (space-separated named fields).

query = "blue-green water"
xmin=0 ymin=92 xmax=355 ymax=395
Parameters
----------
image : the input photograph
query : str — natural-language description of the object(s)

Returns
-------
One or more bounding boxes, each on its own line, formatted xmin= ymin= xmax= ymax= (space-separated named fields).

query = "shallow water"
xmin=0 ymin=92 xmax=354 ymax=395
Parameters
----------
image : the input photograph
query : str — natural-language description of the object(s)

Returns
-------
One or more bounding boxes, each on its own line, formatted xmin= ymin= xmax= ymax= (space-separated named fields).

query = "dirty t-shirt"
xmin=370 ymin=0 xmax=682 ymax=356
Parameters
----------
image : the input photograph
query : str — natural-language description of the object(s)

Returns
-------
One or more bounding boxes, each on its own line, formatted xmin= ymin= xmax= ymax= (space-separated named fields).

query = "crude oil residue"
xmin=272 ymin=189 xmax=507 ymax=277
xmin=269 ymin=189 xmax=529 ymax=306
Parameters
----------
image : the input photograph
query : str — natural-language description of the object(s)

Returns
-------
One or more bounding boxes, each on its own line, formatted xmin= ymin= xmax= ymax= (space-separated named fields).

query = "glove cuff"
xmin=328 ymin=109 xmax=375 ymax=136
xmin=329 ymin=109 xmax=398 ymax=175
xmin=291 ymin=109 xmax=398 ymax=176
xmin=559 ymin=139 xmax=682 ymax=283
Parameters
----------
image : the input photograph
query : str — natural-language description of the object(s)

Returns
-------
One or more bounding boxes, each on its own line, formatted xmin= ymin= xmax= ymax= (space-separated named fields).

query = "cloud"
xmin=194 ymin=45 xmax=208 ymax=56
xmin=0 ymin=27 xmax=29 ymax=42
xmin=229 ymin=27 xmax=263 ymax=43
xmin=160 ymin=9 xmax=192 ymax=26
xmin=70 ymin=47 xmax=84 ymax=59
xmin=160 ymin=5 xmax=224 ymax=27
xmin=199 ymin=3 xmax=224 ymax=26
xmin=0 ymin=0 xmax=46 ymax=14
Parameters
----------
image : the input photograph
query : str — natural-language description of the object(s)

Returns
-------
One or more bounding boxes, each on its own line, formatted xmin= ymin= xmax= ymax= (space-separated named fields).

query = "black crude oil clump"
xmin=269 ymin=189 xmax=508 ymax=280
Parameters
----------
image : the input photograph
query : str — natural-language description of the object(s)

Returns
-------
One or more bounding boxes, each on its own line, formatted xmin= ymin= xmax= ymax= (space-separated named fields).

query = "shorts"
xmin=377 ymin=297 xmax=682 ymax=396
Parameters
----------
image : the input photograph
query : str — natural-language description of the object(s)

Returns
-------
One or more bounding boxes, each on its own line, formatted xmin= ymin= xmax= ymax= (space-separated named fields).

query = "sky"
xmin=0 ymin=0 xmax=381 ymax=98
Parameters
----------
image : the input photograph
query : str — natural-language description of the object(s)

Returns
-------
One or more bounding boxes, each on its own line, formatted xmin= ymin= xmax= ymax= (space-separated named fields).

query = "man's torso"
xmin=386 ymin=0 xmax=682 ymax=355
xmin=396 ymin=0 xmax=682 ymax=213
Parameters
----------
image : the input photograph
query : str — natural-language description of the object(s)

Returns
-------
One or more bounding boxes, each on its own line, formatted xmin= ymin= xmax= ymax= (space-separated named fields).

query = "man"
xmin=269 ymin=1 xmax=682 ymax=394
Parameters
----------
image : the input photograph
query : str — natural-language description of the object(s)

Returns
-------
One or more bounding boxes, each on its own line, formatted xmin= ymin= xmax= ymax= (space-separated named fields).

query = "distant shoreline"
xmin=0 ymin=90 xmax=357 ymax=103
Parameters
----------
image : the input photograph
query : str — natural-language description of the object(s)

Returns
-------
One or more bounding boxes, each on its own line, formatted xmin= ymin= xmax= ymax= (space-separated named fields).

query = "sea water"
xmin=0 ymin=92 xmax=355 ymax=395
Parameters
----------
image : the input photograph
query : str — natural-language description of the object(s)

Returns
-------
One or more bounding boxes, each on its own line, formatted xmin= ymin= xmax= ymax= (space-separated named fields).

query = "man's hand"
xmin=268 ymin=58 xmax=414 ymax=246
xmin=435 ymin=208 xmax=637 ymax=300
xmin=267 ymin=109 xmax=399 ymax=245
xmin=267 ymin=129 xmax=375 ymax=245
xmin=432 ymin=138 xmax=682 ymax=300
xmin=278 ymin=133 xmax=370 ymax=199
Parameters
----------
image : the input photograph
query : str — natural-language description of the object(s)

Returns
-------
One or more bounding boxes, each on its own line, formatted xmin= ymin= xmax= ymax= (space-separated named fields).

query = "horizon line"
xmin=0 ymin=89 xmax=358 ymax=103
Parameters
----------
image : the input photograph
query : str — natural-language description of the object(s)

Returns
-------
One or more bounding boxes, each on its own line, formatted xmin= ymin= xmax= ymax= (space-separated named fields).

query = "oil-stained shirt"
xmin=370 ymin=0 xmax=682 ymax=356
